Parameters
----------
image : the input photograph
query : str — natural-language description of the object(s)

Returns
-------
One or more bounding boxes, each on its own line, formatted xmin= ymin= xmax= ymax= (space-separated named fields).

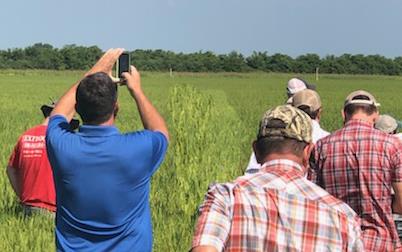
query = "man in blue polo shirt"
xmin=46 ymin=48 xmax=169 ymax=251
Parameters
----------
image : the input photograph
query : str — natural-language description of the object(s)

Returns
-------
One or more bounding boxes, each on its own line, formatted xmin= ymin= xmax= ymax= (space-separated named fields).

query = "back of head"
xmin=291 ymin=89 xmax=321 ymax=120
xmin=76 ymin=72 xmax=117 ymax=125
xmin=375 ymin=114 xmax=398 ymax=134
xmin=255 ymin=105 xmax=312 ymax=160
xmin=343 ymin=90 xmax=380 ymax=121
xmin=287 ymin=78 xmax=307 ymax=97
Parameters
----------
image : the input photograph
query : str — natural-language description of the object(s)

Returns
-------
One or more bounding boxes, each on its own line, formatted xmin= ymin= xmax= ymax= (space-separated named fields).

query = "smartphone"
xmin=117 ymin=52 xmax=130 ymax=78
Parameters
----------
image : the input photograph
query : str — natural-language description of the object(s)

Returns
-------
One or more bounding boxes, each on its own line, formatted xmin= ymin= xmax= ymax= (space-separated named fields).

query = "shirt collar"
xmin=345 ymin=119 xmax=373 ymax=129
xmin=78 ymin=124 xmax=120 ymax=137
xmin=261 ymin=159 xmax=304 ymax=172
xmin=312 ymin=119 xmax=320 ymax=128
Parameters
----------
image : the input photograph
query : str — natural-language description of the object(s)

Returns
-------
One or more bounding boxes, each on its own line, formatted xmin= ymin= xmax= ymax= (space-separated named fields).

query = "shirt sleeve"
xmin=191 ymin=184 xmax=232 ymax=252
xmin=347 ymin=216 xmax=365 ymax=252
xmin=391 ymin=139 xmax=402 ymax=183
xmin=46 ymin=115 xmax=71 ymax=147
xmin=147 ymin=130 xmax=168 ymax=176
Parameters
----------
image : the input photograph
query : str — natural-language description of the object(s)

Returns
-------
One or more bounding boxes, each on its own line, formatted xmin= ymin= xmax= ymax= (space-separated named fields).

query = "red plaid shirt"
xmin=192 ymin=159 xmax=363 ymax=251
xmin=313 ymin=119 xmax=402 ymax=251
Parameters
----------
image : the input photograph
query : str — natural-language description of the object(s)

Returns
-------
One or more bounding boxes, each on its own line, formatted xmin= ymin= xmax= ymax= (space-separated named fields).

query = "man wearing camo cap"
xmin=191 ymin=105 xmax=363 ymax=252
xmin=246 ymin=88 xmax=327 ymax=174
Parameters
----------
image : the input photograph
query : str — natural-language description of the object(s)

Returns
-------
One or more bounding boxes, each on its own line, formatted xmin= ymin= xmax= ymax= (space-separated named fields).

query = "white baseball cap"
xmin=287 ymin=78 xmax=307 ymax=95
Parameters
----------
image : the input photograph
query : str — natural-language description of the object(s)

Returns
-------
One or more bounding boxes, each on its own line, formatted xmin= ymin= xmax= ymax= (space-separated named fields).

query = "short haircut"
xmin=255 ymin=137 xmax=308 ymax=159
xmin=344 ymin=95 xmax=377 ymax=120
xmin=76 ymin=72 xmax=117 ymax=125
xmin=297 ymin=105 xmax=319 ymax=120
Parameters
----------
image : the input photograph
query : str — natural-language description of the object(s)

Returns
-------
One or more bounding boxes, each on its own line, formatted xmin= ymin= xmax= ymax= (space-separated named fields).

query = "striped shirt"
xmin=313 ymin=119 xmax=402 ymax=251
xmin=192 ymin=159 xmax=363 ymax=251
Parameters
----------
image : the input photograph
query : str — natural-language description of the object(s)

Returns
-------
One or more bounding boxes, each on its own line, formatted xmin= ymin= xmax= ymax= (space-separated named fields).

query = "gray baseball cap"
xmin=375 ymin=115 xmax=399 ymax=134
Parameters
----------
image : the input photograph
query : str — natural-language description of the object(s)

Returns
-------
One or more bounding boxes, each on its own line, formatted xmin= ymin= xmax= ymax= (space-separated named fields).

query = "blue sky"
xmin=1 ymin=0 xmax=402 ymax=57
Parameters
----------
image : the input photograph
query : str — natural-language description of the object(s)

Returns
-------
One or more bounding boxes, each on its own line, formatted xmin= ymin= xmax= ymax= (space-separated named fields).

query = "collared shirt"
xmin=313 ymin=119 xmax=402 ymax=251
xmin=192 ymin=159 xmax=363 ymax=252
xmin=46 ymin=115 xmax=168 ymax=252
xmin=245 ymin=120 xmax=329 ymax=174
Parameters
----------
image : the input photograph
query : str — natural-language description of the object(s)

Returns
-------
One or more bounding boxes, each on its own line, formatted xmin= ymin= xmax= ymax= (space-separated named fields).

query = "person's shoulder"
xmin=372 ymin=128 xmax=401 ymax=146
xmin=205 ymin=182 xmax=237 ymax=201
xmin=124 ymin=129 xmax=168 ymax=143
xmin=49 ymin=114 xmax=67 ymax=123
xmin=24 ymin=124 xmax=47 ymax=135
xmin=125 ymin=129 xmax=164 ymax=137
xmin=302 ymin=179 xmax=358 ymax=218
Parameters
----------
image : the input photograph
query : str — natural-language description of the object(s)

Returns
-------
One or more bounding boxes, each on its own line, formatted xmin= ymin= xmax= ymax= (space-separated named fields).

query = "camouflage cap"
xmin=258 ymin=105 xmax=313 ymax=143
xmin=375 ymin=114 xmax=398 ymax=134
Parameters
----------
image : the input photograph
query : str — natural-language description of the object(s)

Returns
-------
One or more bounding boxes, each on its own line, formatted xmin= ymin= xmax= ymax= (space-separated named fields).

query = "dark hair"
xmin=297 ymin=105 xmax=319 ymax=120
xmin=255 ymin=137 xmax=308 ymax=160
xmin=76 ymin=72 xmax=117 ymax=125
xmin=344 ymin=95 xmax=377 ymax=121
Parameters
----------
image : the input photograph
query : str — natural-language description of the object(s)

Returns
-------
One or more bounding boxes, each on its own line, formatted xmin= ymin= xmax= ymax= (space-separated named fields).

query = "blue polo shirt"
xmin=46 ymin=115 xmax=168 ymax=252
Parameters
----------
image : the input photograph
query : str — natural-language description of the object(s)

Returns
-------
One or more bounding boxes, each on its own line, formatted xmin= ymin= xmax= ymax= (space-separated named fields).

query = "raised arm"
xmin=51 ymin=48 xmax=124 ymax=121
xmin=122 ymin=66 xmax=169 ymax=141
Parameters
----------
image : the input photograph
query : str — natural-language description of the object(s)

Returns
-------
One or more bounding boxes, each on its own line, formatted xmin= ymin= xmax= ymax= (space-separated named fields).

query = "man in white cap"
xmin=286 ymin=77 xmax=316 ymax=104
xmin=313 ymin=90 xmax=402 ymax=251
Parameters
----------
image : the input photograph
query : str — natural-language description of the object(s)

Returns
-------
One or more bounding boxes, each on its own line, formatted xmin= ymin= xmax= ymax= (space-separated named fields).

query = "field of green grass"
xmin=1 ymin=70 xmax=402 ymax=251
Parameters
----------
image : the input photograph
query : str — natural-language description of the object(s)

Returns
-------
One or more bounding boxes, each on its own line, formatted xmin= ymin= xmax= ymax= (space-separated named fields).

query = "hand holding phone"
xmin=117 ymin=52 xmax=130 ymax=84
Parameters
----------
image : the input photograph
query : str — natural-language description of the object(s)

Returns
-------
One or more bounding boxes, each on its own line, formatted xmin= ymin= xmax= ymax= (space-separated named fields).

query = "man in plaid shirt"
xmin=192 ymin=105 xmax=363 ymax=252
xmin=313 ymin=90 xmax=402 ymax=251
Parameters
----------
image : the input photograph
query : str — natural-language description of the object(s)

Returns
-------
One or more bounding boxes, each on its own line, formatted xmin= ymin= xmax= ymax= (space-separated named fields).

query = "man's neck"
xmin=99 ymin=115 xmax=115 ymax=126
xmin=83 ymin=115 xmax=115 ymax=127
xmin=262 ymin=153 xmax=303 ymax=166
xmin=346 ymin=114 xmax=375 ymax=126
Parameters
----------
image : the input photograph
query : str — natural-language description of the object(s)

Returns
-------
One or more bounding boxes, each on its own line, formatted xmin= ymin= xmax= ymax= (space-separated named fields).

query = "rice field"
xmin=1 ymin=70 xmax=401 ymax=251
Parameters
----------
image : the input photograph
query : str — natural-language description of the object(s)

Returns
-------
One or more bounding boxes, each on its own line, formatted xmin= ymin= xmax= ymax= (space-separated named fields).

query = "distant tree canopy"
xmin=1 ymin=43 xmax=402 ymax=75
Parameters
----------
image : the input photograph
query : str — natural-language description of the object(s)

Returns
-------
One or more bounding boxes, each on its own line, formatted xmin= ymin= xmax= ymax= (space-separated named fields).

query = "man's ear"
xmin=372 ymin=111 xmax=379 ymax=124
xmin=113 ymin=102 xmax=119 ymax=118
xmin=341 ymin=109 xmax=346 ymax=123
xmin=74 ymin=103 xmax=79 ymax=114
xmin=252 ymin=140 xmax=262 ymax=164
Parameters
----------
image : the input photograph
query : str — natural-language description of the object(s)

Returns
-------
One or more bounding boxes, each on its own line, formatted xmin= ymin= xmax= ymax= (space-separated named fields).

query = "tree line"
xmin=1 ymin=43 xmax=402 ymax=75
